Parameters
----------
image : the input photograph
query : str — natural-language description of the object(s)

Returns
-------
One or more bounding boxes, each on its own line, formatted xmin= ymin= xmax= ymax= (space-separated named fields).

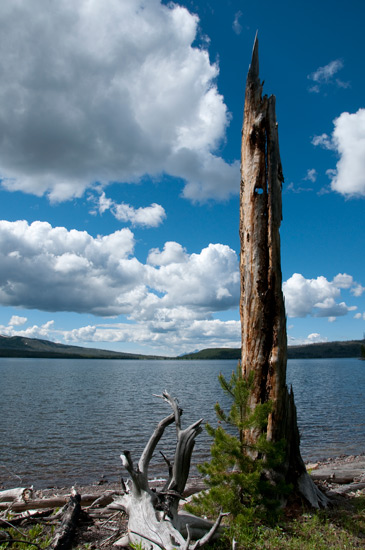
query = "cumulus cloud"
xmin=147 ymin=242 xmax=188 ymax=266
xmin=0 ymin=0 xmax=237 ymax=202
xmin=9 ymin=315 xmax=27 ymax=326
xmin=288 ymin=333 xmax=328 ymax=346
xmin=312 ymin=109 xmax=365 ymax=197
xmin=351 ymin=284 xmax=365 ymax=297
xmin=62 ymin=318 xmax=241 ymax=355
xmin=92 ymin=192 xmax=166 ymax=227
xmin=311 ymin=134 xmax=335 ymax=150
xmin=354 ymin=312 xmax=365 ymax=320
xmin=1 ymin=220 xmax=362 ymax=352
xmin=283 ymin=273 xmax=358 ymax=319
xmin=0 ymin=220 xmax=239 ymax=321
xmin=145 ymin=243 xmax=239 ymax=315
xmin=332 ymin=273 xmax=356 ymax=290
xmin=328 ymin=109 xmax=365 ymax=197
xmin=307 ymin=59 xmax=349 ymax=93
xmin=1 ymin=320 xmax=55 ymax=340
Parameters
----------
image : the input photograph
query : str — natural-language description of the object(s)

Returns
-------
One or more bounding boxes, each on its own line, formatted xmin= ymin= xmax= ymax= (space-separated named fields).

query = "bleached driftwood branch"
xmin=111 ymin=391 xmax=226 ymax=549
xmin=0 ymin=487 xmax=33 ymax=503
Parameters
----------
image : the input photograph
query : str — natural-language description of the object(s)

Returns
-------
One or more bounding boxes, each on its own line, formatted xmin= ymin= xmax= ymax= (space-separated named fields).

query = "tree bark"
xmin=239 ymin=35 xmax=328 ymax=508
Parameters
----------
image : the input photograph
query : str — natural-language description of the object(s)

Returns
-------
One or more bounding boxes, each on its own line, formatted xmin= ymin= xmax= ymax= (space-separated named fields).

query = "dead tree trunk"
xmin=239 ymin=35 xmax=328 ymax=508
xmin=111 ymin=392 xmax=227 ymax=549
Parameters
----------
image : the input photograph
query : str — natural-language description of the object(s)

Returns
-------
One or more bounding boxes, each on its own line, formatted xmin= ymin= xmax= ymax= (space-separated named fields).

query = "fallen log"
xmin=0 ymin=492 xmax=115 ymax=513
xmin=0 ymin=487 xmax=33 ymax=503
xmin=111 ymin=391 xmax=228 ymax=550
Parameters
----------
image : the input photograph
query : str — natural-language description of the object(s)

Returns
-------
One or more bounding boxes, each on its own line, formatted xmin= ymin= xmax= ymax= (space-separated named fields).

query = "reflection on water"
xmin=0 ymin=358 xmax=364 ymax=488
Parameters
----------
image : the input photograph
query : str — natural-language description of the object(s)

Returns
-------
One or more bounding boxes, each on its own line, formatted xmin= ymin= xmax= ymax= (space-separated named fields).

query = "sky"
xmin=0 ymin=0 xmax=364 ymax=356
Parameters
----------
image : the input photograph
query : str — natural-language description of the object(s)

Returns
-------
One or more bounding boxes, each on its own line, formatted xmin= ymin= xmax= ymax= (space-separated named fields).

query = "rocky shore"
xmin=1 ymin=454 xmax=364 ymax=549
xmin=305 ymin=453 xmax=365 ymax=497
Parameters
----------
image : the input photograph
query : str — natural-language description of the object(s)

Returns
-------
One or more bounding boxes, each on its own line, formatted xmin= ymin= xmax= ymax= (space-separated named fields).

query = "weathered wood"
xmin=239 ymin=35 xmax=328 ymax=508
xmin=0 ymin=492 xmax=115 ymax=512
xmin=0 ymin=487 xmax=33 ymax=503
xmin=49 ymin=489 xmax=81 ymax=550
xmin=111 ymin=392 xmax=226 ymax=550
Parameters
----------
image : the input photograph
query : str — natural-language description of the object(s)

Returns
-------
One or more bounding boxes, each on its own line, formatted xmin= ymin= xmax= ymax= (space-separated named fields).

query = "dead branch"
xmin=112 ymin=391 xmax=225 ymax=550
xmin=0 ymin=491 xmax=116 ymax=513
xmin=0 ymin=487 xmax=33 ymax=503
xmin=48 ymin=489 xmax=81 ymax=550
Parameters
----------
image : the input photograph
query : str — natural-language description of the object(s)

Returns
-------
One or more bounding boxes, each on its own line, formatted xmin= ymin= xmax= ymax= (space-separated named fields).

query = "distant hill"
xmin=0 ymin=335 xmax=165 ymax=360
xmin=287 ymin=340 xmax=365 ymax=359
xmin=181 ymin=340 xmax=365 ymax=360
xmin=181 ymin=348 xmax=241 ymax=360
xmin=0 ymin=335 xmax=364 ymax=360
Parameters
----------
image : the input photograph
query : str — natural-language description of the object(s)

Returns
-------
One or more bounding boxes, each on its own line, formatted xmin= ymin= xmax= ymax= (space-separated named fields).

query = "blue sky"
xmin=0 ymin=0 xmax=364 ymax=356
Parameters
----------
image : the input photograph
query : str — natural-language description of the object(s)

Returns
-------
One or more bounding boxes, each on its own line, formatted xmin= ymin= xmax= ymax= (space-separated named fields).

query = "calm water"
xmin=0 ymin=358 xmax=364 ymax=489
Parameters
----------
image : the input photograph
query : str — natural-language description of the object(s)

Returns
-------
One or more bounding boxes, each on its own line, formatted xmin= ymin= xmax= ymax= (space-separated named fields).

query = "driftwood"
xmin=49 ymin=489 xmax=81 ymax=550
xmin=111 ymin=391 xmax=228 ymax=549
xmin=0 ymin=487 xmax=33 ymax=503
xmin=0 ymin=492 xmax=116 ymax=513
xmin=239 ymin=35 xmax=328 ymax=509
xmin=0 ymin=489 xmax=126 ymax=549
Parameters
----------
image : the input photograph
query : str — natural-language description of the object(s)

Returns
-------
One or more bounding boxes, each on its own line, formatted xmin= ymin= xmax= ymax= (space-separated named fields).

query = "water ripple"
xmin=0 ymin=358 xmax=363 ymax=488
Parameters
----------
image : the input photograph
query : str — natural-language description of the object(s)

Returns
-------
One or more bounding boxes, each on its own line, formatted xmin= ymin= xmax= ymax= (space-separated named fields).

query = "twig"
xmin=190 ymin=511 xmax=230 ymax=550
xmin=99 ymin=511 xmax=120 ymax=528
xmin=100 ymin=530 xmax=123 ymax=547
xmin=0 ymin=518 xmax=27 ymax=537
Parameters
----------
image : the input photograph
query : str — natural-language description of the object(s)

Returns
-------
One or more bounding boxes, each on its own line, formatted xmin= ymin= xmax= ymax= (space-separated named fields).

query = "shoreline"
xmin=1 ymin=454 xmax=363 ymax=550
xmin=2 ymin=453 xmax=363 ymax=500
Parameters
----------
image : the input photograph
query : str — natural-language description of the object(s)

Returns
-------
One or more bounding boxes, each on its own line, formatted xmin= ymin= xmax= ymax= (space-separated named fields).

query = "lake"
xmin=0 ymin=358 xmax=364 ymax=489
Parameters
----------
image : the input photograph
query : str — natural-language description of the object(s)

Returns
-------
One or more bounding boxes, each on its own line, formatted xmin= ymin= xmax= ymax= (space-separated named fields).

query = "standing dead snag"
xmin=240 ymin=36 xmax=328 ymax=508
xmin=111 ymin=391 xmax=228 ymax=550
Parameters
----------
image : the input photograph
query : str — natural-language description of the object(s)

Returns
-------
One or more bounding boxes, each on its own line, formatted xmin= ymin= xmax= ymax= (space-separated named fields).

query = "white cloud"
xmin=9 ymin=315 xmax=27 ymax=326
xmin=1 ymin=221 xmax=362 ymax=352
xmin=0 ymin=0 xmax=237 ymax=202
xmin=113 ymin=202 xmax=166 ymax=227
xmin=311 ymin=134 xmax=335 ymax=150
xmin=1 ymin=320 xmax=55 ymax=340
xmin=283 ymin=273 xmax=357 ymax=319
xmin=354 ymin=312 xmax=365 ymax=320
xmin=147 ymin=242 xmax=188 ymax=266
xmin=332 ymin=273 xmax=354 ymax=289
xmin=88 ymin=191 xmax=166 ymax=227
xmin=0 ymin=221 xmax=239 ymax=322
xmin=145 ymin=243 xmax=239 ymax=316
xmin=307 ymin=333 xmax=323 ymax=342
xmin=288 ymin=333 xmax=328 ymax=346
xmin=304 ymin=169 xmax=317 ymax=183
xmin=63 ymin=318 xmax=241 ymax=356
xmin=0 ymin=220 xmax=138 ymax=315
xmin=307 ymin=59 xmax=349 ymax=93
xmin=312 ymin=109 xmax=365 ymax=197
xmin=232 ymin=11 xmax=243 ymax=35
xmin=351 ymin=284 xmax=365 ymax=297
xmin=329 ymin=109 xmax=365 ymax=197
xmin=309 ymin=59 xmax=343 ymax=83
xmin=92 ymin=192 xmax=166 ymax=227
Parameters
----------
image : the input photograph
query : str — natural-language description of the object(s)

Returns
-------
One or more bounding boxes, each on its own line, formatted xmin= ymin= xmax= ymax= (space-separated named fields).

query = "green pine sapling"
xmin=187 ymin=365 xmax=291 ymax=530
